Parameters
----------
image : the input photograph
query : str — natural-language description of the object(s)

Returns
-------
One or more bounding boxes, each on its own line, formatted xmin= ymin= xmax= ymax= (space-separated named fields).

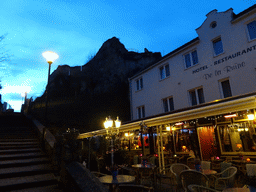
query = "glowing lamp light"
xmin=175 ymin=122 xmax=184 ymax=126
xmin=125 ymin=133 xmax=129 ymax=137
xmin=236 ymin=144 xmax=242 ymax=148
xmin=115 ymin=116 xmax=121 ymax=128
xmin=166 ymin=126 xmax=170 ymax=131
xmin=182 ymin=146 xmax=187 ymax=149
xmin=224 ymin=114 xmax=237 ymax=118
xmin=163 ymin=147 xmax=166 ymax=150
xmin=245 ymin=128 xmax=249 ymax=132
xmin=216 ymin=156 xmax=220 ymax=160
xmin=246 ymin=158 xmax=251 ymax=162
xmin=42 ymin=51 xmax=59 ymax=64
xmin=247 ymin=114 xmax=255 ymax=120
xmin=104 ymin=117 xmax=113 ymax=129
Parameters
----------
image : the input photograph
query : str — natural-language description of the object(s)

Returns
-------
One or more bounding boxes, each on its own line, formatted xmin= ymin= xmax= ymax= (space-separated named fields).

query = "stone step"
xmin=0 ymin=152 xmax=46 ymax=160
xmin=0 ymin=144 xmax=39 ymax=150
xmin=0 ymin=173 xmax=58 ymax=191
xmin=0 ymin=138 xmax=38 ymax=141
xmin=0 ymin=164 xmax=54 ymax=179
xmin=0 ymin=141 xmax=39 ymax=145
xmin=0 ymin=148 xmax=41 ymax=154
xmin=8 ymin=184 xmax=62 ymax=192
xmin=0 ymin=157 xmax=50 ymax=168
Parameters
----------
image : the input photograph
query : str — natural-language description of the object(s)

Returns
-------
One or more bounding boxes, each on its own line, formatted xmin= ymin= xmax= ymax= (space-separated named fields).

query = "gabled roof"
xmin=129 ymin=4 xmax=256 ymax=80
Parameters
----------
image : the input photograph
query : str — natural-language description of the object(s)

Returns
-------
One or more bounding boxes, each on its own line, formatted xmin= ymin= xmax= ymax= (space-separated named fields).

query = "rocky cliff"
xmin=30 ymin=37 xmax=161 ymax=133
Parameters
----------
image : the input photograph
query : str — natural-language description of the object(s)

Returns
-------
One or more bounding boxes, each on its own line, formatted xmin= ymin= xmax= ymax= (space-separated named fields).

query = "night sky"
xmin=0 ymin=0 xmax=254 ymax=111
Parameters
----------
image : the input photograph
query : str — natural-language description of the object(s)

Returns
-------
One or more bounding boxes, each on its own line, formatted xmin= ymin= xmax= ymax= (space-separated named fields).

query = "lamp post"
xmin=42 ymin=51 xmax=59 ymax=126
xmin=104 ymin=116 xmax=121 ymax=166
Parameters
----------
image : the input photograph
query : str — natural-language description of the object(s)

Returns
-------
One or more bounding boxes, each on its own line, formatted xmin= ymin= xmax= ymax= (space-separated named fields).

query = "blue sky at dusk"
xmin=0 ymin=0 xmax=255 ymax=112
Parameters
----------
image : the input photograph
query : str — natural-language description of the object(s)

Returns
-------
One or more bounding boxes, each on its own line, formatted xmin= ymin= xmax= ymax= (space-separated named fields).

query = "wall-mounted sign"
xmin=192 ymin=44 xmax=255 ymax=77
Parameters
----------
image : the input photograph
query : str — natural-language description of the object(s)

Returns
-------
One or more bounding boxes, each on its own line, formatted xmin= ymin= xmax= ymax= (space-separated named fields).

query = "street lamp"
xmin=104 ymin=116 xmax=121 ymax=166
xmin=42 ymin=51 xmax=59 ymax=126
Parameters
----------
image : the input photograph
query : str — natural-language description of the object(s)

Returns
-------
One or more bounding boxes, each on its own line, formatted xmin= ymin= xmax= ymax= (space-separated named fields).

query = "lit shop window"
xmin=163 ymin=97 xmax=174 ymax=112
xmin=212 ymin=38 xmax=224 ymax=56
xmin=189 ymin=87 xmax=205 ymax=106
xmin=184 ymin=50 xmax=198 ymax=69
xmin=219 ymin=122 xmax=256 ymax=153
xmin=136 ymin=77 xmax=143 ymax=91
xmin=137 ymin=106 xmax=145 ymax=119
xmin=247 ymin=20 xmax=256 ymax=41
xmin=160 ymin=64 xmax=170 ymax=80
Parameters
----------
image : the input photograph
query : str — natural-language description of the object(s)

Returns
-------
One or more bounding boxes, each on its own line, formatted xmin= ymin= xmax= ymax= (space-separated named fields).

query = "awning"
xmin=77 ymin=94 xmax=256 ymax=139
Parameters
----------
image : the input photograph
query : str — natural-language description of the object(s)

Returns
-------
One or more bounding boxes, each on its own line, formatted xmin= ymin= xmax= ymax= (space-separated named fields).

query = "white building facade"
xmin=129 ymin=5 xmax=256 ymax=121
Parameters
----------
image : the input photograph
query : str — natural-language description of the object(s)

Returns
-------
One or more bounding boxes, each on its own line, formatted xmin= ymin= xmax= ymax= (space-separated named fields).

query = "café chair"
xmin=155 ymin=164 xmax=175 ymax=190
xmin=213 ymin=166 xmax=237 ymax=191
xmin=201 ymin=161 xmax=211 ymax=170
xmin=188 ymin=184 xmax=221 ymax=192
xmin=187 ymin=157 xmax=195 ymax=169
xmin=117 ymin=184 xmax=154 ymax=192
xmin=211 ymin=162 xmax=221 ymax=171
xmin=220 ymin=162 xmax=232 ymax=177
xmin=140 ymin=167 xmax=155 ymax=187
xmin=149 ymin=156 xmax=156 ymax=166
xmin=170 ymin=163 xmax=190 ymax=189
xmin=180 ymin=170 xmax=209 ymax=192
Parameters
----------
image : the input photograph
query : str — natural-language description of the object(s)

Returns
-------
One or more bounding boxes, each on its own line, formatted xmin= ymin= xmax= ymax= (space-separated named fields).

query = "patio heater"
xmin=104 ymin=116 xmax=121 ymax=166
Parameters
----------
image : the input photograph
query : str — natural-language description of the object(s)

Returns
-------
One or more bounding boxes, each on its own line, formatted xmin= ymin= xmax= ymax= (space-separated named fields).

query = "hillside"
xmin=29 ymin=37 xmax=161 ymax=133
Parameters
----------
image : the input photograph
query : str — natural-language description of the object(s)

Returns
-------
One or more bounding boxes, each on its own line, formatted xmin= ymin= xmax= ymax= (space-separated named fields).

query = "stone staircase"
xmin=0 ymin=113 xmax=61 ymax=191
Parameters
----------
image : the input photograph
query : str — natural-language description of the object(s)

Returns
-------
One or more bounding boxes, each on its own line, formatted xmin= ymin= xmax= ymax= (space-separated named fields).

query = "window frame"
xmin=188 ymin=87 xmax=205 ymax=106
xmin=162 ymin=96 xmax=174 ymax=113
xmin=137 ymin=105 xmax=145 ymax=119
xmin=212 ymin=37 xmax=224 ymax=56
xmin=159 ymin=63 xmax=170 ymax=80
xmin=219 ymin=78 xmax=232 ymax=98
xmin=184 ymin=49 xmax=199 ymax=69
xmin=135 ymin=77 xmax=143 ymax=91
xmin=246 ymin=19 xmax=256 ymax=41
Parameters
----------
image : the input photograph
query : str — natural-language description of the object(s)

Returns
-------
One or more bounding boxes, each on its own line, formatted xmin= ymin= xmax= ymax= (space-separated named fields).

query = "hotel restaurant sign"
xmin=191 ymin=44 xmax=256 ymax=80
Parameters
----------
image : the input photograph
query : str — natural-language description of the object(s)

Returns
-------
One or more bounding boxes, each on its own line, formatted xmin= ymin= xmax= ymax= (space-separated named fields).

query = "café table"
xmin=167 ymin=156 xmax=180 ymax=164
xmin=202 ymin=169 xmax=217 ymax=175
xmin=98 ymin=174 xmax=136 ymax=192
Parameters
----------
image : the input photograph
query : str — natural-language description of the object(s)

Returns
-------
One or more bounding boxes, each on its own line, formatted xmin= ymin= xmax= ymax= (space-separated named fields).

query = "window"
xmin=137 ymin=106 xmax=145 ymax=119
xmin=247 ymin=20 xmax=256 ymax=40
xmin=212 ymin=38 xmax=224 ymax=56
xmin=184 ymin=50 xmax=198 ymax=68
xmin=136 ymin=77 xmax=143 ymax=91
xmin=220 ymin=79 xmax=232 ymax=98
xmin=160 ymin=64 xmax=170 ymax=80
xmin=189 ymin=87 xmax=205 ymax=106
xmin=163 ymin=97 xmax=174 ymax=112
